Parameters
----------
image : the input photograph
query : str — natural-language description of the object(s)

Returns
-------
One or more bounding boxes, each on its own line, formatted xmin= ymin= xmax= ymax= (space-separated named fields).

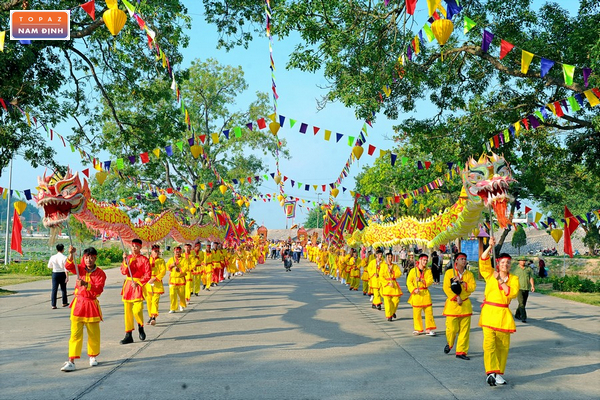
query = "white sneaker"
xmin=89 ymin=357 xmax=98 ymax=366
xmin=61 ymin=361 xmax=75 ymax=372
xmin=426 ymin=331 xmax=437 ymax=336
xmin=370 ymin=295 xmax=374 ymax=301
xmin=495 ymin=374 xmax=507 ymax=385
xmin=178 ymin=306 xmax=184 ymax=312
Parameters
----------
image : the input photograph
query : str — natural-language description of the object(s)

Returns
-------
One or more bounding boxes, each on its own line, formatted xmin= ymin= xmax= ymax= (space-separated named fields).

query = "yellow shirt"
xmin=379 ymin=262 xmax=403 ymax=297
xmin=146 ymin=257 xmax=166 ymax=294
xmin=406 ymin=267 xmax=433 ymax=307
xmin=478 ymin=256 xmax=519 ymax=333
xmin=442 ymin=267 xmax=476 ymax=317
xmin=367 ymin=259 xmax=382 ymax=289
xmin=166 ymin=257 xmax=186 ymax=286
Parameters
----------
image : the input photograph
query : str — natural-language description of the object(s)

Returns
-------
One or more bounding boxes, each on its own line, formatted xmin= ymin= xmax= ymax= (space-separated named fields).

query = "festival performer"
xmin=514 ymin=256 xmax=535 ymax=323
xmin=442 ymin=252 xmax=476 ymax=360
xmin=182 ymin=243 xmax=197 ymax=302
xmin=328 ymin=247 xmax=339 ymax=280
xmin=379 ymin=251 xmax=403 ymax=321
xmin=406 ymin=253 xmax=436 ymax=336
xmin=339 ymin=249 xmax=349 ymax=285
xmin=60 ymin=246 xmax=106 ymax=372
xmin=226 ymin=247 xmax=238 ymax=278
xmin=361 ymin=250 xmax=372 ymax=296
xmin=348 ymin=248 xmax=361 ymax=291
xmin=167 ymin=246 xmax=187 ymax=312
xmin=367 ymin=248 xmax=384 ymax=310
xmin=145 ymin=244 xmax=166 ymax=326
xmin=479 ymin=237 xmax=519 ymax=386
xmin=212 ymin=242 xmax=222 ymax=285
xmin=120 ymin=238 xmax=151 ymax=345
xmin=204 ymin=244 xmax=214 ymax=289
xmin=192 ymin=242 xmax=205 ymax=296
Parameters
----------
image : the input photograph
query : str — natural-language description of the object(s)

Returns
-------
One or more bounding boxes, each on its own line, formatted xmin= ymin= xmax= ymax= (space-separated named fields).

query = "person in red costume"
xmin=60 ymin=246 xmax=107 ymax=372
xmin=120 ymin=238 xmax=151 ymax=345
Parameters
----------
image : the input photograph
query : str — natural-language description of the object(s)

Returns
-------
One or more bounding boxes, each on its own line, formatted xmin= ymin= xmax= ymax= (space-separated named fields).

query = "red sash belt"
xmin=482 ymin=300 xmax=509 ymax=308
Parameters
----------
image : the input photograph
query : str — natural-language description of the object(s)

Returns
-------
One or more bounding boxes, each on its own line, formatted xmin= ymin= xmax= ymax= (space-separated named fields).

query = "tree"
xmin=303 ymin=206 xmax=325 ymax=229
xmin=67 ymin=217 xmax=95 ymax=249
xmin=0 ymin=0 xmax=190 ymax=175
xmin=511 ymin=226 xmax=527 ymax=255
xmin=92 ymin=59 xmax=286 ymax=225
xmin=204 ymin=1 xmax=600 ymax=174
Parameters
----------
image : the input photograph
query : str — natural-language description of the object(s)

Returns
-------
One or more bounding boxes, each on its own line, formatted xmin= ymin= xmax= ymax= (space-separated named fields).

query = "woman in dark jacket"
xmin=431 ymin=251 xmax=440 ymax=284
xmin=282 ymin=246 xmax=292 ymax=272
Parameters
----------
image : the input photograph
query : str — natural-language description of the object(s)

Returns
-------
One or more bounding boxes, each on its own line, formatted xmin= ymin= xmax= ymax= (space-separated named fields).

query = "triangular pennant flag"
xmin=521 ymin=50 xmax=534 ymax=74
xmin=211 ymin=133 xmax=220 ymax=143
xmin=464 ymin=16 xmax=477 ymax=34
xmin=82 ymin=168 xmax=90 ymax=178
xmin=336 ymin=133 xmax=343 ymax=142
xmin=80 ymin=0 xmax=96 ymax=20
xmin=499 ymin=39 xmax=514 ymax=60
xmin=153 ymin=148 xmax=160 ymax=158
xmin=289 ymin=119 xmax=297 ymax=128
xmin=423 ymin=24 xmax=435 ymax=42
xmin=540 ymin=58 xmax=555 ymax=78
xmin=562 ymin=64 xmax=575 ymax=86
xmin=176 ymin=141 xmax=184 ymax=151
xmin=313 ymin=126 xmax=320 ymax=135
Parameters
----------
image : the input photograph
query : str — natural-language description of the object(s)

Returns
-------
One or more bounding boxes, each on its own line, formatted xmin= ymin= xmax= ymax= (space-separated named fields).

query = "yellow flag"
xmin=513 ymin=122 xmax=521 ymax=135
xmin=153 ymin=148 xmax=160 ymax=158
xmin=546 ymin=102 xmax=556 ymax=115
xmin=211 ymin=133 xmax=220 ymax=143
xmin=534 ymin=212 xmax=542 ymax=224
xmin=521 ymin=50 xmax=534 ymax=74
xmin=584 ymin=89 xmax=600 ymax=107
xmin=26 ymin=112 xmax=31 ymax=127
xmin=413 ymin=36 xmax=420 ymax=54
xmin=426 ymin=0 xmax=442 ymax=16
xmin=312 ymin=185 xmax=317 ymax=191
xmin=379 ymin=149 xmax=387 ymax=158
xmin=324 ymin=130 xmax=331 ymax=141
xmin=0 ymin=31 xmax=5 ymax=52
xmin=267 ymin=113 xmax=277 ymax=122
xmin=106 ymin=0 xmax=118 ymax=9
xmin=200 ymin=183 xmax=206 ymax=190
xmin=436 ymin=3 xmax=447 ymax=18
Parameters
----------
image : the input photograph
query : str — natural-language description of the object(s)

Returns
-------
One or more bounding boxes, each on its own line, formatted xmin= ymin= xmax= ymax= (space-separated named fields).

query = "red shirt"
xmin=65 ymin=259 xmax=106 ymax=322
xmin=121 ymin=254 xmax=151 ymax=301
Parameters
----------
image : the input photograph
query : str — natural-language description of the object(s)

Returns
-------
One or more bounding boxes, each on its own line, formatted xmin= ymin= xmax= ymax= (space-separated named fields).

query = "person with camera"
xmin=442 ymin=252 xmax=476 ymax=360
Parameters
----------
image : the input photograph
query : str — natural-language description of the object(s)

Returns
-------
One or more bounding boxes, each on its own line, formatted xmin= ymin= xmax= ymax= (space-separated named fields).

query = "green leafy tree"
xmin=93 ymin=59 xmax=286 ymax=225
xmin=0 ymin=0 xmax=190 ymax=175
xmin=67 ymin=217 xmax=96 ymax=249
xmin=511 ymin=226 xmax=527 ymax=255
xmin=303 ymin=206 xmax=325 ymax=229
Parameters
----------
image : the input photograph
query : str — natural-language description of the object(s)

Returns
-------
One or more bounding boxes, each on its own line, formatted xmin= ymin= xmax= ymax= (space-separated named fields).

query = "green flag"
xmin=464 ymin=16 xmax=477 ymax=34
xmin=176 ymin=141 xmax=184 ymax=151
xmin=562 ymin=64 xmax=575 ymax=85
xmin=423 ymin=24 xmax=435 ymax=42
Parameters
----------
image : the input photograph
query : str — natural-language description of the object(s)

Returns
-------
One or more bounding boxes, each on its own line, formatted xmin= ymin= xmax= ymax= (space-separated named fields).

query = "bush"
xmin=4 ymin=260 xmax=52 ymax=276
xmin=97 ymin=247 xmax=123 ymax=263
xmin=550 ymin=275 xmax=600 ymax=293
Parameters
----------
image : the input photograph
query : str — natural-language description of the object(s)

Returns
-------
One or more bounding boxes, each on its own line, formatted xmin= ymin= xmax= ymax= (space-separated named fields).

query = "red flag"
xmin=11 ymin=210 xmax=23 ymax=255
xmin=564 ymin=206 xmax=579 ymax=258
xmin=525 ymin=206 xmax=531 ymax=215
xmin=406 ymin=0 xmax=417 ymax=15
xmin=80 ymin=0 xmax=95 ymax=20
xmin=499 ymin=39 xmax=514 ymax=60
xmin=82 ymin=168 xmax=90 ymax=178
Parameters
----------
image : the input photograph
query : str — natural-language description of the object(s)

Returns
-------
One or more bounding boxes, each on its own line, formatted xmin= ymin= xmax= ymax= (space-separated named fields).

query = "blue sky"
xmin=0 ymin=0 xmax=579 ymax=230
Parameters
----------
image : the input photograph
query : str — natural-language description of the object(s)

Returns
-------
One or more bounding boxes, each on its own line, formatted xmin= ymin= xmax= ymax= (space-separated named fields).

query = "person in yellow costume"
xmin=204 ymin=245 xmax=214 ymax=289
xmin=442 ymin=252 xmax=476 ymax=360
xmin=166 ymin=246 xmax=187 ymax=313
xmin=361 ymin=250 xmax=372 ymax=296
xmin=226 ymin=247 xmax=237 ymax=278
xmin=348 ymin=248 xmax=361 ymax=291
xmin=406 ymin=253 xmax=436 ymax=335
xmin=181 ymin=243 xmax=197 ymax=303
xmin=145 ymin=244 xmax=166 ymax=326
xmin=367 ymin=248 xmax=384 ymax=310
xmin=192 ymin=242 xmax=205 ymax=295
xmin=479 ymin=237 xmax=519 ymax=386
xmin=338 ymin=249 xmax=349 ymax=285
xmin=328 ymin=247 xmax=338 ymax=280
xmin=379 ymin=251 xmax=403 ymax=321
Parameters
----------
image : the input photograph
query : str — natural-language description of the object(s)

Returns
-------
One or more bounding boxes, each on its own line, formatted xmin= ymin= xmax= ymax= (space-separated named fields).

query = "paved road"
xmin=0 ymin=258 xmax=599 ymax=400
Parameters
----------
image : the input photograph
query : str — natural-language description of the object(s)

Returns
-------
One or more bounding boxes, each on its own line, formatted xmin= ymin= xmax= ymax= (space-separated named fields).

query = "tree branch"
xmin=68 ymin=45 xmax=125 ymax=133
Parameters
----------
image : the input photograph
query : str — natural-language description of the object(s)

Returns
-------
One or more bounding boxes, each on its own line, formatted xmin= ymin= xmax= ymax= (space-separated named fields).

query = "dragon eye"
xmin=469 ymin=173 xmax=483 ymax=182
xmin=497 ymin=166 xmax=509 ymax=177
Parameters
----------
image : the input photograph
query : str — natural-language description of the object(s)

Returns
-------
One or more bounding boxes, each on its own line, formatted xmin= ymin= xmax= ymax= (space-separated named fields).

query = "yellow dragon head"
xmin=462 ymin=153 xmax=515 ymax=228
xmin=35 ymin=170 xmax=89 ymax=228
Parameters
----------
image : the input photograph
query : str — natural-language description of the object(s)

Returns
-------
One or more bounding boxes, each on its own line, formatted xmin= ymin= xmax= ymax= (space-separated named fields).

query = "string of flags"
xmin=483 ymin=87 xmax=600 ymax=151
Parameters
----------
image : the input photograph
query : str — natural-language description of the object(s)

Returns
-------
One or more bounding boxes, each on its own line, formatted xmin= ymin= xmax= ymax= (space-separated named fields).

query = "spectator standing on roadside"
xmin=48 ymin=243 xmax=69 ymax=309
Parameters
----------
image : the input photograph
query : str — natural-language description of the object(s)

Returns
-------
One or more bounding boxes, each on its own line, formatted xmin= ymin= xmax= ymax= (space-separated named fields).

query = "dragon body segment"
xmin=35 ymin=171 xmax=224 ymax=245
xmin=358 ymin=153 xmax=514 ymax=249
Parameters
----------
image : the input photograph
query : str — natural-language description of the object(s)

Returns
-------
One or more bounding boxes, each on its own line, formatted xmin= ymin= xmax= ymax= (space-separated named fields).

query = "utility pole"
xmin=316 ymin=193 xmax=321 ymax=230
xmin=4 ymin=159 xmax=13 ymax=265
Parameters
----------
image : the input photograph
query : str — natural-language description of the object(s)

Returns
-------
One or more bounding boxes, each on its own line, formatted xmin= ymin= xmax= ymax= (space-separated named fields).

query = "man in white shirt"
xmin=48 ymin=244 xmax=69 ymax=309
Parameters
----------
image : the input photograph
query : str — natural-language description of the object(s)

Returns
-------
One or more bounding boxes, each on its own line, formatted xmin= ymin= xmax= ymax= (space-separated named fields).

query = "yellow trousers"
xmin=362 ymin=281 xmax=369 ymax=294
xmin=350 ymin=277 xmax=360 ymax=290
xmin=205 ymin=270 xmax=213 ymax=287
xmin=185 ymin=279 xmax=192 ymax=301
xmin=445 ymin=316 xmax=471 ymax=355
xmin=124 ymin=301 xmax=144 ymax=332
xmin=372 ymin=288 xmax=382 ymax=306
xmin=412 ymin=306 xmax=436 ymax=332
xmin=192 ymin=275 xmax=202 ymax=294
xmin=383 ymin=296 xmax=400 ymax=318
xmin=69 ymin=320 xmax=100 ymax=359
xmin=482 ymin=327 xmax=511 ymax=375
xmin=169 ymin=285 xmax=186 ymax=311
xmin=146 ymin=292 xmax=161 ymax=318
